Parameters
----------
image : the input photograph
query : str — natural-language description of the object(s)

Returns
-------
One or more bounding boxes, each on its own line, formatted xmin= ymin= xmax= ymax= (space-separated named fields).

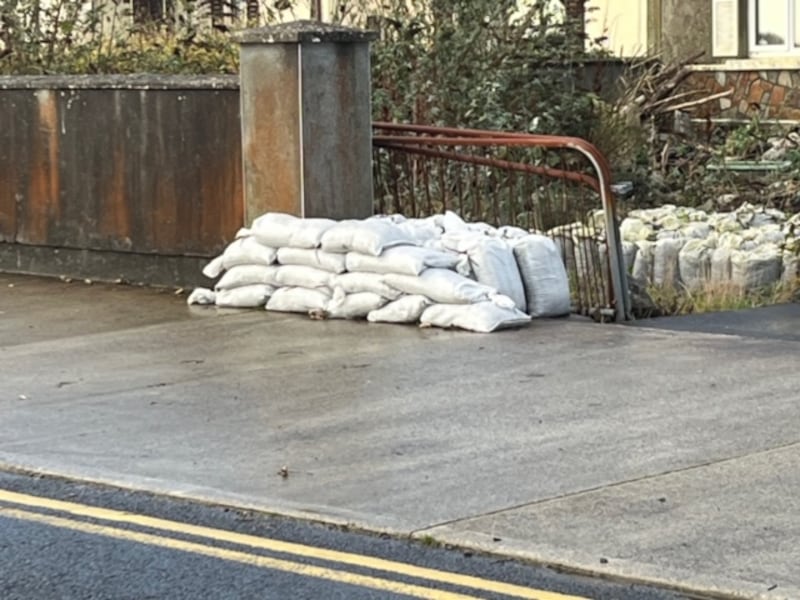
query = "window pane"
xmin=755 ymin=0 xmax=786 ymax=45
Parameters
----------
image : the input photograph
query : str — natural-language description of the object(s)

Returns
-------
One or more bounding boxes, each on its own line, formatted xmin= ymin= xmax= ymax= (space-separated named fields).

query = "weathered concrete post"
xmin=235 ymin=21 xmax=378 ymax=225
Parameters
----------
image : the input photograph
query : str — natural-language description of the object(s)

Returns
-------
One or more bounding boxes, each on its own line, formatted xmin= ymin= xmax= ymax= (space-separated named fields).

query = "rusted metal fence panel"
xmin=372 ymin=122 xmax=631 ymax=321
xmin=0 ymin=75 xmax=243 ymax=258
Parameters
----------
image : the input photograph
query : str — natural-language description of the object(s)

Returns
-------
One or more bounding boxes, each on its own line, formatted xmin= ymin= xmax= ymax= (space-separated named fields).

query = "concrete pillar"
xmin=235 ymin=21 xmax=378 ymax=225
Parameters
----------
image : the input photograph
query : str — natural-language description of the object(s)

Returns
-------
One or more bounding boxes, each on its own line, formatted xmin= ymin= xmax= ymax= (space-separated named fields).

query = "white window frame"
xmin=749 ymin=0 xmax=800 ymax=54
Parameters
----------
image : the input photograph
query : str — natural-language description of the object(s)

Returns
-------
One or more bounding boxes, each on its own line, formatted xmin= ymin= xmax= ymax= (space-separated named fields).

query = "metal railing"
xmin=372 ymin=122 xmax=631 ymax=321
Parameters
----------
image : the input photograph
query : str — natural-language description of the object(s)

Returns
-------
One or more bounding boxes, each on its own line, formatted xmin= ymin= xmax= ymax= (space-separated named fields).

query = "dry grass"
xmin=648 ymin=279 xmax=799 ymax=316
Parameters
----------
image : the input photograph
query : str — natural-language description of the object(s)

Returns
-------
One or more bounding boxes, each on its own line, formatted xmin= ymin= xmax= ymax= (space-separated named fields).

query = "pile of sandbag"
xmin=188 ymin=211 xmax=571 ymax=333
xmin=548 ymin=202 xmax=799 ymax=293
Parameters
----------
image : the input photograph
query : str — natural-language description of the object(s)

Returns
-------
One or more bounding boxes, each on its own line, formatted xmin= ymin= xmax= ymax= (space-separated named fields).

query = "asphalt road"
xmin=0 ymin=470 xmax=706 ymax=600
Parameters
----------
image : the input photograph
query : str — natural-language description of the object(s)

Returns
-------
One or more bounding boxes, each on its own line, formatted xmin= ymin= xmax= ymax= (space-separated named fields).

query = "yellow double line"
xmin=0 ymin=489 xmax=588 ymax=600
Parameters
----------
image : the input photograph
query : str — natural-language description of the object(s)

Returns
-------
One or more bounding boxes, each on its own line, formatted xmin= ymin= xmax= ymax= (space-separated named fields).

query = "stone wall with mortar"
xmin=687 ymin=70 xmax=800 ymax=121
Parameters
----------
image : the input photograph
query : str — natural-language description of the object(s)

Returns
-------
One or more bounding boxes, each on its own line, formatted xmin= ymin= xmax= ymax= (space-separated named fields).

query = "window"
xmin=750 ymin=0 xmax=800 ymax=53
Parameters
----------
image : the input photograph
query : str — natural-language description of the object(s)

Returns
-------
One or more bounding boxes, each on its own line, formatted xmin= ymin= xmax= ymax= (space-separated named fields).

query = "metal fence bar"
xmin=371 ymin=122 xmax=631 ymax=321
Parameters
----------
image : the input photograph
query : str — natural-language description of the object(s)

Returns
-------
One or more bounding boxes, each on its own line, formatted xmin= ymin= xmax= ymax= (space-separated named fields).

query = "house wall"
xmin=586 ymin=0 xmax=648 ymax=56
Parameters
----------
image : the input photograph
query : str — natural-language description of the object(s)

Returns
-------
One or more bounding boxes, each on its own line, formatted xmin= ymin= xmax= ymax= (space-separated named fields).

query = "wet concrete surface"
xmin=1 ymin=273 xmax=798 ymax=599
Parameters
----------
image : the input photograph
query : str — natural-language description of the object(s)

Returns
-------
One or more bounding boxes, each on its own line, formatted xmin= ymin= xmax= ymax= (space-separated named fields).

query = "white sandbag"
xmin=250 ymin=212 xmax=301 ymax=247
xmin=216 ymin=284 xmax=274 ymax=308
xmin=754 ymin=224 xmax=787 ymax=246
xmin=620 ymin=218 xmax=652 ymax=242
xmin=333 ymin=272 xmax=403 ymax=300
xmin=320 ymin=220 xmax=416 ymax=256
xmin=187 ymin=287 xmax=216 ymax=305
xmin=450 ymin=235 xmax=526 ymax=311
xmin=266 ymin=287 xmax=331 ymax=313
xmin=710 ymin=247 xmax=733 ymax=282
xmin=622 ymin=241 xmax=638 ymax=273
xmin=653 ymin=238 xmax=685 ymax=288
xmin=396 ymin=219 xmax=442 ymax=244
xmin=678 ymin=240 xmax=712 ymax=290
xmin=384 ymin=269 xmax=496 ymax=304
xmin=274 ymin=265 xmax=332 ymax=289
xmin=221 ymin=237 xmax=277 ymax=270
xmin=496 ymin=225 xmax=529 ymax=240
xmin=277 ymin=247 xmax=347 ymax=274
xmin=680 ymin=222 xmax=712 ymax=240
xmin=287 ymin=218 xmax=337 ymax=249
xmin=345 ymin=246 xmax=459 ymax=276
xmin=441 ymin=210 xmax=469 ymax=233
xmin=513 ymin=235 xmax=571 ymax=318
xmin=466 ymin=221 xmax=497 ymax=236
xmin=367 ymin=295 xmax=432 ymax=324
xmin=325 ymin=290 xmax=387 ymax=319
xmin=420 ymin=302 xmax=531 ymax=333
xmin=731 ymin=244 xmax=783 ymax=289
xmin=782 ymin=250 xmax=799 ymax=286
xmin=202 ymin=255 xmax=225 ymax=279
xmin=215 ymin=265 xmax=279 ymax=290
xmin=632 ymin=240 xmax=655 ymax=284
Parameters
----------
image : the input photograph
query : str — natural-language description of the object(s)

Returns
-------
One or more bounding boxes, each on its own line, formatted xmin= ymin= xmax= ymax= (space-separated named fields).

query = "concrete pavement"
xmin=1 ymin=273 xmax=799 ymax=599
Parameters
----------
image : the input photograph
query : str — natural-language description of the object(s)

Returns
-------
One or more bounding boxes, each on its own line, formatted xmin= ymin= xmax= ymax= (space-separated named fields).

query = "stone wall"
xmin=687 ymin=70 xmax=800 ymax=120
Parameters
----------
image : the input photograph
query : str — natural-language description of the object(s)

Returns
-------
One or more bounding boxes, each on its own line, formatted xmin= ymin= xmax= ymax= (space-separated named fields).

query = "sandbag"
xmin=710 ymin=247 xmax=733 ymax=282
xmin=345 ymin=246 xmax=459 ymax=276
xmin=782 ymin=250 xmax=799 ymax=286
xmin=250 ymin=212 xmax=301 ymax=248
xmin=622 ymin=241 xmax=638 ymax=273
xmin=220 ymin=237 xmax=277 ymax=270
xmin=216 ymin=284 xmax=274 ymax=308
xmin=731 ymin=244 xmax=783 ymax=289
xmin=320 ymin=220 xmax=415 ymax=256
xmin=287 ymin=218 xmax=337 ymax=249
xmin=266 ymin=287 xmax=331 ymax=313
xmin=653 ymin=238 xmax=685 ymax=288
xmin=396 ymin=219 xmax=443 ymax=244
xmin=325 ymin=290 xmax=387 ymax=319
xmin=274 ymin=265 xmax=332 ymax=289
xmin=187 ymin=287 xmax=216 ymax=305
xmin=333 ymin=272 xmax=403 ymax=300
xmin=678 ymin=240 xmax=712 ymax=290
xmin=496 ymin=225 xmax=529 ymax=240
xmin=632 ymin=240 xmax=655 ymax=284
xmin=445 ymin=235 xmax=526 ymax=312
xmin=420 ymin=302 xmax=531 ymax=333
xmin=512 ymin=235 xmax=571 ymax=318
xmin=277 ymin=247 xmax=347 ymax=274
xmin=367 ymin=295 xmax=432 ymax=324
xmin=384 ymin=269 xmax=496 ymax=304
xmin=620 ymin=218 xmax=652 ymax=242
xmin=202 ymin=255 xmax=225 ymax=279
xmin=215 ymin=265 xmax=279 ymax=290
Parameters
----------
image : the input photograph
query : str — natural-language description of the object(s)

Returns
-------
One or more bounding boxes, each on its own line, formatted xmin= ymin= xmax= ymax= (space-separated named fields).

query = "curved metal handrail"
xmin=372 ymin=122 xmax=631 ymax=321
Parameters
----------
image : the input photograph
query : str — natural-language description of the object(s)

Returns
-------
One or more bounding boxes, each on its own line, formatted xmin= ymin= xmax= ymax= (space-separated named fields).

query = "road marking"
xmin=0 ymin=489 xmax=589 ymax=600
xmin=0 ymin=506 xmax=480 ymax=600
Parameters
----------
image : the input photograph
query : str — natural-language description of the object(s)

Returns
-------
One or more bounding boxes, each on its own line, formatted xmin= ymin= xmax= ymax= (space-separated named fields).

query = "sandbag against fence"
xmin=512 ymin=235 xmax=571 ymax=318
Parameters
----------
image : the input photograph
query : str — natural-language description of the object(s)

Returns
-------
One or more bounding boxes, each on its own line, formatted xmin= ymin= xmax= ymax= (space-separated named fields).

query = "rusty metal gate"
xmin=371 ymin=122 xmax=631 ymax=321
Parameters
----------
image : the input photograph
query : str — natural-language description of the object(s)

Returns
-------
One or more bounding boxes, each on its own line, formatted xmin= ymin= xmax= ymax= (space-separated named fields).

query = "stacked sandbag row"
xmin=622 ymin=203 xmax=798 ymax=291
xmin=547 ymin=203 xmax=799 ymax=293
xmin=188 ymin=211 xmax=571 ymax=333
